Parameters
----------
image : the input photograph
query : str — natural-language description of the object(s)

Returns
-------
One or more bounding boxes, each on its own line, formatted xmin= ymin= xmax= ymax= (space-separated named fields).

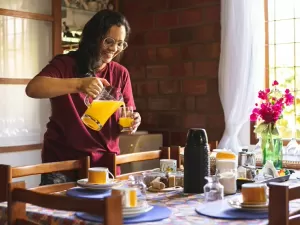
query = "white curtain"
xmin=218 ymin=0 xmax=265 ymax=153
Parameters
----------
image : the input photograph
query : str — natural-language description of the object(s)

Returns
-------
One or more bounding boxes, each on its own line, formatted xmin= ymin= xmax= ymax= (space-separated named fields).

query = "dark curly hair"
xmin=71 ymin=9 xmax=130 ymax=77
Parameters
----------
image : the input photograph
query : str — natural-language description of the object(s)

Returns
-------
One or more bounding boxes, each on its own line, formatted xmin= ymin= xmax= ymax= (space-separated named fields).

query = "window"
xmin=265 ymin=0 xmax=300 ymax=140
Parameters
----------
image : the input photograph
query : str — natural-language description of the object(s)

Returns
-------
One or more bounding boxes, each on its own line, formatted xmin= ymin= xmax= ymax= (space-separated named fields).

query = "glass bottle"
xmin=203 ymin=175 xmax=224 ymax=202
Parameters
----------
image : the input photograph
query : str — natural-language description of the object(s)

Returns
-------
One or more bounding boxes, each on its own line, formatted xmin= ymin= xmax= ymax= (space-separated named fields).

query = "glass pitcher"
xmin=81 ymin=86 xmax=124 ymax=131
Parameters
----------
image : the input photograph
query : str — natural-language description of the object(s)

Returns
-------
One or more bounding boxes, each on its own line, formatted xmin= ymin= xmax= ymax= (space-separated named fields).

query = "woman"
xmin=25 ymin=10 xmax=141 ymax=184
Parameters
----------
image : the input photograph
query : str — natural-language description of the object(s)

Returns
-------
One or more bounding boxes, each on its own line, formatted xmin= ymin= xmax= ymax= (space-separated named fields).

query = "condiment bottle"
xmin=184 ymin=128 xmax=210 ymax=193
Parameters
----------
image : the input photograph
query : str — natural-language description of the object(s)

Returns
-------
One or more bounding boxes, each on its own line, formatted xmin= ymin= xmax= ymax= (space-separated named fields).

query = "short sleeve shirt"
xmin=37 ymin=54 xmax=135 ymax=168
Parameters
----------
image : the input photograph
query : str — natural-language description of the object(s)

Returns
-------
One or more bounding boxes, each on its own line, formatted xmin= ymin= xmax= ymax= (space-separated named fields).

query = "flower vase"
xmin=261 ymin=127 xmax=283 ymax=169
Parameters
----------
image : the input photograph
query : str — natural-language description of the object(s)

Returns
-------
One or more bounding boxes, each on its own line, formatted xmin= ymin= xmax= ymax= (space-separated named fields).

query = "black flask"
xmin=184 ymin=128 xmax=210 ymax=193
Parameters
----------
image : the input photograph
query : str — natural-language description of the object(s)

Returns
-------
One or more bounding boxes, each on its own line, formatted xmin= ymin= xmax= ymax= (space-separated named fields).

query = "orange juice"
xmin=88 ymin=167 xmax=109 ymax=184
xmin=119 ymin=117 xmax=134 ymax=128
xmin=82 ymin=100 xmax=124 ymax=131
xmin=111 ymin=187 xmax=138 ymax=207
xmin=241 ymin=183 xmax=267 ymax=204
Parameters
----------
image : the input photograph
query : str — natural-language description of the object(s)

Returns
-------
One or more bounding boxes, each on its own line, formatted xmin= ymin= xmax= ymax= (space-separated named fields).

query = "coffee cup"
xmin=111 ymin=187 xmax=138 ymax=207
xmin=88 ymin=167 xmax=114 ymax=184
xmin=160 ymin=159 xmax=177 ymax=173
xmin=241 ymin=183 xmax=268 ymax=205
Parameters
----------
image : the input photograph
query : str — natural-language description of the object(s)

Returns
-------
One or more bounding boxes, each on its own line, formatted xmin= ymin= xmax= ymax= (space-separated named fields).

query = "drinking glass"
xmin=118 ymin=106 xmax=134 ymax=132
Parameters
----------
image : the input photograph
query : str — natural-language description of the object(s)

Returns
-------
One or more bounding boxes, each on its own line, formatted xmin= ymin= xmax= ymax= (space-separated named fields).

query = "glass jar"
xmin=128 ymin=174 xmax=147 ymax=200
xmin=203 ymin=175 xmax=224 ymax=202
xmin=168 ymin=171 xmax=184 ymax=187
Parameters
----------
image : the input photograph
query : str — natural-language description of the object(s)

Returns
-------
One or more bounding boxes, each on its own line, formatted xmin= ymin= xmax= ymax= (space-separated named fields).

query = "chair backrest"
xmin=7 ymin=181 xmax=122 ymax=225
xmin=112 ymin=147 xmax=171 ymax=179
xmin=0 ymin=156 xmax=90 ymax=202
xmin=269 ymin=182 xmax=300 ymax=225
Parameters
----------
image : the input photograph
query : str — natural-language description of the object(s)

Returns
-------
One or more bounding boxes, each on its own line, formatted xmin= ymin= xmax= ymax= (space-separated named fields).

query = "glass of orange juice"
xmin=118 ymin=106 xmax=134 ymax=132
xmin=81 ymin=86 xmax=124 ymax=131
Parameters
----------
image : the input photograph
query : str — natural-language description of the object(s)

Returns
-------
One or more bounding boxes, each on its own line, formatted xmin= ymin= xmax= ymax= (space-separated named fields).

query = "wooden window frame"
xmin=250 ymin=0 xmax=294 ymax=146
xmin=0 ymin=0 xmax=61 ymax=152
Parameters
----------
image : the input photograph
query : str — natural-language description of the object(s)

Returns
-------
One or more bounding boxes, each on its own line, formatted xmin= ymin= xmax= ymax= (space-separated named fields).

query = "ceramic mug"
xmin=241 ymin=183 xmax=268 ymax=205
xmin=88 ymin=167 xmax=114 ymax=184
xmin=160 ymin=159 xmax=177 ymax=173
xmin=111 ymin=187 xmax=138 ymax=207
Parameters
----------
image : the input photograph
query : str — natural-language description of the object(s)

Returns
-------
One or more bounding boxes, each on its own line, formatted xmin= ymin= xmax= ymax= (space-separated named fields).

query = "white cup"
xmin=111 ymin=187 xmax=138 ymax=207
xmin=160 ymin=159 xmax=177 ymax=173
xmin=88 ymin=167 xmax=114 ymax=184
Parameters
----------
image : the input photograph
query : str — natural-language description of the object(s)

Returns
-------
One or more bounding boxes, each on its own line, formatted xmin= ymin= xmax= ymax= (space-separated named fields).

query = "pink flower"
xmin=272 ymin=80 xmax=279 ymax=86
xmin=258 ymin=90 xmax=268 ymax=100
xmin=250 ymin=80 xmax=294 ymax=125
xmin=284 ymin=92 xmax=294 ymax=106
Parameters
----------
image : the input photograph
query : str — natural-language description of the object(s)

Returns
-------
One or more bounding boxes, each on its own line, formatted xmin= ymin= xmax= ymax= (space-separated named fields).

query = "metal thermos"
xmin=184 ymin=128 xmax=210 ymax=193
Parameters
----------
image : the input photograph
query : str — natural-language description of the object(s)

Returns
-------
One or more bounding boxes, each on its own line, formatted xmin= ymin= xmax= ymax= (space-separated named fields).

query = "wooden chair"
xmin=269 ymin=182 xmax=300 ymax=225
xmin=7 ymin=181 xmax=122 ymax=225
xmin=111 ymin=147 xmax=174 ymax=179
xmin=0 ymin=156 xmax=90 ymax=202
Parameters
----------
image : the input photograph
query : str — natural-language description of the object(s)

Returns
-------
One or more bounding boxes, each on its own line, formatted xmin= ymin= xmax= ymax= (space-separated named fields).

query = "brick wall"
xmin=120 ymin=0 xmax=224 ymax=146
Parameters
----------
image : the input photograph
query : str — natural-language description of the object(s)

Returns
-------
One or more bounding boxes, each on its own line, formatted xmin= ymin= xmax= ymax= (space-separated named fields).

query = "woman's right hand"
xmin=79 ymin=77 xmax=110 ymax=98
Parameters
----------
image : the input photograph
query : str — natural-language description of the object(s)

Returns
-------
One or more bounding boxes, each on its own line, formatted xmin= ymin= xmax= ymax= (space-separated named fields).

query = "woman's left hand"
xmin=131 ymin=112 xmax=141 ymax=134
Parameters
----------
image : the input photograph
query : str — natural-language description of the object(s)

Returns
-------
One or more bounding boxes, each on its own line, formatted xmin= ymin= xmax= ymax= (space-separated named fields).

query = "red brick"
xmin=134 ymin=97 xmax=148 ymax=110
xmin=139 ymin=112 xmax=158 ymax=129
xmin=207 ymin=114 xmax=225 ymax=129
xmin=204 ymin=42 xmax=220 ymax=59
xmin=178 ymin=8 xmax=202 ymax=26
xmin=136 ymin=48 xmax=156 ymax=64
xmin=196 ymin=96 xmax=223 ymax=113
xmin=145 ymin=30 xmax=169 ymax=45
xmin=182 ymin=44 xmax=206 ymax=60
xmin=157 ymin=112 xmax=182 ymax=129
xmin=148 ymin=97 xmax=171 ymax=110
xmin=128 ymin=66 xmax=146 ymax=79
xmin=185 ymin=96 xmax=195 ymax=111
xmin=195 ymin=60 xmax=218 ymax=77
xmin=182 ymin=79 xmax=207 ymax=95
xmin=126 ymin=13 xmax=154 ymax=31
xmin=184 ymin=113 xmax=206 ymax=129
xmin=193 ymin=24 xmax=220 ymax=42
xmin=170 ymin=63 xmax=193 ymax=76
xmin=148 ymin=96 xmax=183 ymax=110
xmin=170 ymin=27 xmax=194 ymax=44
xmin=121 ymin=49 xmax=136 ymax=65
xmin=155 ymin=12 xmax=178 ymax=28
xmin=169 ymin=0 xmax=218 ymax=9
xmin=170 ymin=131 xmax=188 ymax=146
xmin=157 ymin=47 xmax=181 ymax=62
xmin=205 ymin=128 xmax=223 ymax=143
xmin=132 ymin=83 xmax=137 ymax=95
xmin=137 ymin=80 xmax=158 ymax=96
xmin=129 ymin=32 xmax=145 ymax=45
xmin=146 ymin=65 xmax=169 ymax=78
xmin=122 ymin=0 xmax=168 ymax=13
xmin=202 ymin=5 xmax=220 ymax=23
xmin=159 ymin=80 xmax=180 ymax=94
xmin=207 ymin=78 xmax=219 ymax=96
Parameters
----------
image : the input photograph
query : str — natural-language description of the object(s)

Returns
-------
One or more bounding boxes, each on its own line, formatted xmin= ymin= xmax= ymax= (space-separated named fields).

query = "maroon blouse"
xmin=37 ymin=55 xmax=135 ymax=173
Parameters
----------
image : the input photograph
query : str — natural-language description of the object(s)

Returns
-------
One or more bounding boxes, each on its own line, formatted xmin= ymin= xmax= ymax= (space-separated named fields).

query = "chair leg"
xmin=7 ymin=181 xmax=27 ymax=225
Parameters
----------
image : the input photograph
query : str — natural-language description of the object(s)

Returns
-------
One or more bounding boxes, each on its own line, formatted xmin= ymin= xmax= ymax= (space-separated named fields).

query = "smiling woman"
xmin=25 ymin=9 xmax=141 ymax=185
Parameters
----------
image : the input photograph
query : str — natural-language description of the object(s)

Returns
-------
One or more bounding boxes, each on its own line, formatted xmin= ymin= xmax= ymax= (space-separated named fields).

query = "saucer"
xmin=123 ymin=205 xmax=153 ymax=218
xmin=77 ymin=178 xmax=123 ymax=190
xmin=228 ymin=197 xmax=268 ymax=212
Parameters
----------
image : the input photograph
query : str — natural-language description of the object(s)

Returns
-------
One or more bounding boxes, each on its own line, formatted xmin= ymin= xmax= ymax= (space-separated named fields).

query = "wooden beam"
xmin=0 ymin=8 xmax=53 ymax=22
xmin=0 ymin=78 xmax=31 ymax=85
xmin=0 ymin=144 xmax=42 ymax=153
xmin=52 ymin=0 xmax=62 ymax=56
